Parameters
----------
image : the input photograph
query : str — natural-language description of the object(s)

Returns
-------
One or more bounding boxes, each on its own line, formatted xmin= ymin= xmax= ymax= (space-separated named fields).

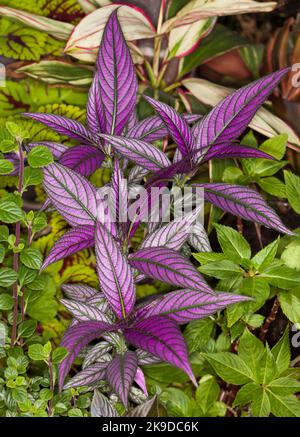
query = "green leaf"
xmin=257 ymin=177 xmax=286 ymax=198
xmin=0 ymin=159 xmax=14 ymax=175
xmin=271 ymin=328 xmax=291 ymax=375
xmin=268 ymin=393 xmax=300 ymax=417
xmin=40 ymin=388 xmax=52 ymax=401
xmin=27 ymin=146 xmax=53 ymax=168
xmin=240 ymin=44 xmax=264 ymax=79
xmin=52 ymin=347 xmax=68 ymax=365
xmin=281 ymin=240 xmax=300 ymax=271
xmin=28 ymin=344 xmax=45 ymax=361
xmin=251 ymin=238 xmax=279 ymax=272
xmin=203 ymin=352 xmax=254 ymax=385
xmin=238 ymin=329 xmax=264 ymax=381
xmin=233 ymin=382 xmax=261 ymax=407
xmin=214 ymin=224 xmax=251 ymax=262
xmin=260 ymin=134 xmax=288 ymax=160
xmin=284 ymin=170 xmax=300 ymax=214
xmin=184 ymin=318 xmax=214 ymax=353
xmin=0 ymin=293 xmax=14 ymax=310
xmin=267 ymin=378 xmax=300 ymax=396
xmin=23 ymin=167 xmax=43 ymax=188
xmin=199 ymin=260 xmax=243 ymax=280
xmin=261 ymin=264 xmax=300 ymax=289
xmin=192 ymin=252 xmax=226 ymax=265
xmin=251 ymin=389 xmax=270 ymax=417
xmin=160 ymin=388 xmax=193 ymax=417
xmin=0 ymin=243 xmax=5 ymax=263
xmin=18 ymin=320 xmax=37 ymax=338
xmin=68 ymin=408 xmax=83 ymax=417
xmin=0 ymin=225 xmax=9 ymax=241
xmin=6 ymin=121 xmax=29 ymax=142
xmin=0 ymin=267 xmax=17 ymax=287
xmin=279 ymin=287 xmax=300 ymax=324
xmin=0 ymin=199 xmax=23 ymax=223
xmin=11 ymin=386 xmax=28 ymax=403
xmin=195 ymin=375 xmax=220 ymax=413
xmin=257 ymin=345 xmax=277 ymax=385
xmin=20 ymin=248 xmax=42 ymax=270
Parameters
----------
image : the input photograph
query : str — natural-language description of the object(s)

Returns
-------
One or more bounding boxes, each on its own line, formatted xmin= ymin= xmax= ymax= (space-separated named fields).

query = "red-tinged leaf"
xmin=41 ymin=225 xmax=94 ymax=270
xmin=144 ymin=96 xmax=195 ymax=156
xmin=64 ymin=362 xmax=108 ymax=390
xmin=58 ymin=321 xmax=113 ymax=391
xmin=194 ymin=183 xmax=293 ymax=234
xmin=135 ymin=289 xmax=250 ymax=324
xmin=59 ymin=145 xmax=105 ymax=177
xmin=124 ymin=316 xmax=196 ymax=385
xmin=106 ymin=351 xmax=138 ymax=407
xmin=98 ymin=134 xmax=171 ymax=171
xmin=61 ymin=298 xmax=111 ymax=323
xmin=97 ymin=10 xmax=138 ymax=135
xmin=23 ymin=113 xmax=95 ymax=145
xmin=61 ymin=284 xmax=99 ymax=302
xmin=95 ymin=221 xmax=135 ymax=319
xmin=129 ymin=247 xmax=215 ymax=295
xmin=43 ymin=163 xmax=98 ymax=227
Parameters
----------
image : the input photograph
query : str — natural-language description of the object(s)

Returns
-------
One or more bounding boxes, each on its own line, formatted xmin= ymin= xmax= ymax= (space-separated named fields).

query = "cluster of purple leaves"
xmin=22 ymin=10 xmax=293 ymax=407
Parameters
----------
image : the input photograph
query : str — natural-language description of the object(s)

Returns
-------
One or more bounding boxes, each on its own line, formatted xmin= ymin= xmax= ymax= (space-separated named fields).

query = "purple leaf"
xmin=91 ymin=390 xmax=119 ymax=417
xmin=134 ymin=367 xmax=148 ymax=396
xmin=23 ymin=113 xmax=94 ymax=144
xmin=98 ymin=134 xmax=171 ymax=171
xmin=203 ymin=144 xmax=274 ymax=162
xmin=129 ymin=247 xmax=215 ymax=295
xmin=124 ymin=316 xmax=196 ymax=385
xmin=28 ymin=142 xmax=68 ymax=159
xmin=59 ymin=145 xmax=105 ymax=177
xmin=127 ymin=396 xmax=156 ymax=417
xmin=126 ymin=110 xmax=138 ymax=132
xmin=97 ymin=10 xmax=138 ymax=135
xmin=188 ymin=223 xmax=212 ymax=252
xmin=83 ymin=341 xmax=113 ymax=369
xmin=144 ymin=96 xmax=195 ymax=156
xmin=111 ymin=158 xmax=127 ymax=227
xmin=63 ymin=362 xmax=108 ymax=390
xmin=41 ymin=225 xmax=94 ymax=270
xmin=193 ymin=68 xmax=290 ymax=159
xmin=136 ymin=349 xmax=161 ymax=365
xmin=184 ymin=114 xmax=203 ymax=124
xmin=106 ymin=351 xmax=138 ymax=407
xmin=87 ymin=72 xmax=106 ymax=136
xmin=43 ymin=163 xmax=98 ymax=227
xmin=194 ymin=183 xmax=293 ymax=234
xmin=61 ymin=298 xmax=111 ymax=323
xmin=135 ymin=290 xmax=250 ymax=324
xmin=61 ymin=284 xmax=99 ymax=302
xmin=95 ymin=220 xmax=135 ymax=319
xmin=128 ymin=166 xmax=149 ymax=184
xmin=58 ymin=321 xmax=113 ymax=391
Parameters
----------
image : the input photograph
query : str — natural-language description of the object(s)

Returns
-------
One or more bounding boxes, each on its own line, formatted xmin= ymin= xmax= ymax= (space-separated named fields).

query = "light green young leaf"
xmin=214 ymin=224 xmax=251 ymax=262
xmin=238 ymin=329 xmax=264 ymax=381
xmin=20 ymin=248 xmax=42 ymax=270
xmin=233 ymin=382 xmax=261 ymax=407
xmin=0 ymin=199 xmax=23 ymax=223
xmin=260 ymin=264 xmax=300 ymax=289
xmin=0 ymin=267 xmax=17 ymax=287
xmin=257 ymin=177 xmax=286 ymax=198
xmin=268 ymin=393 xmax=300 ymax=417
xmin=257 ymin=344 xmax=277 ymax=385
xmin=284 ymin=170 xmax=300 ymax=214
xmin=260 ymin=134 xmax=288 ymax=160
xmin=271 ymin=328 xmax=291 ymax=376
xmin=195 ymin=375 xmax=220 ymax=413
xmin=251 ymin=238 xmax=279 ymax=272
xmin=204 ymin=352 xmax=254 ymax=385
xmin=0 ymin=159 xmax=14 ymax=175
xmin=199 ymin=260 xmax=243 ymax=280
xmin=0 ymin=293 xmax=14 ymax=310
xmin=267 ymin=378 xmax=300 ymax=396
xmin=278 ymin=287 xmax=300 ymax=324
xmin=160 ymin=388 xmax=193 ymax=417
xmin=251 ymin=389 xmax=270 ymax=417
xmin=27 ymin=146 xmax=53 ymax=168
xmin=193 ymin=252 xmax=226 ymax=265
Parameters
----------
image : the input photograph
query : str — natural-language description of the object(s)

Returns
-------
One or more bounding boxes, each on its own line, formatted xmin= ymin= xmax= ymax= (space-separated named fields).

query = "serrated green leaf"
xmin=192 ymin=252 xmax=226 ymax=265
xmin=0 ymin=159 xmax=14 ymax=175
xmin=20 ymin=248 xmax=42 ymax=270
xmin=284 ymin=170 xmax=300 ymax=214
xmin=267 ymin=377 xmax=300 ymax=396
xmin=0 ymin=293 xmax=14 ymax=310
xmin=0 ymin=199 xmax=23 ymax=223
xmin=27 ymin=146 xmax=53 ymax=168
xmin=23 ymin=167 xmax=43 ymax=188
xmin=251 ymin=389 xmax=270 ymax=417
xmin=268 ymin=393 xmax=300 ymax=417
xmin=257 ymin=345 xmax=277 ymax=385
xmin=261 ymin=264 xmax=300 ymax=289
xmin=251 ymin=238 xmax=279 ymax=272
xmin=184 ymin=318 xmax=214 ymax=353
xmin=233 ymin=382 xmax=261 ymax=407
xmin=160 ymin=388 xmax=193 ymax=417
xmin=0 ymin=267 xmax=17 ymax=287
xmin=204 ymin=352 xmax=254 ymax=385
xmin=195 ymin=375 xmax=220 ymax=413
xmin=238 ymin=329 xmax=264 ymax=381
xmin=199 ymin=260 xmax=243 ymax=280
xmin=278 ymin=287 xmax=300 ymax=324
xmin=271 ymin=328 xmax=291 ymax=375
xmin=257 ymin=177 xmax=286 ymax=198
xmin=215 ymin=223 xmax=251 ymax=262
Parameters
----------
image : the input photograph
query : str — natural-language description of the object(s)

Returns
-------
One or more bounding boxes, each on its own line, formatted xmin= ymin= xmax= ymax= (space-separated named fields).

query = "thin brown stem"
xmin=259 ymin=298 xmax=280 ymax=342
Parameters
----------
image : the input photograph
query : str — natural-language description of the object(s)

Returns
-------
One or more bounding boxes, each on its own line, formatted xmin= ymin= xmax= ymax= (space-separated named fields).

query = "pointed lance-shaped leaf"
xmin=59 ymin=145 xmax=105 ymax=177
xmin=110 ymin=158 xmax=127 ymax=226
xmin=91 ymin=390 xmax=119 ymax=418
xmin=125 ymin=316 xmax=196 ymax=385
xmin=58 ymin=321 xmax=113 ymax=391
xmin=192 ymin=68 xmax=290 ymax=160
xmin=95 ymin=220 xmax=135 ymax=319
xmin=43 ymin=163 xmax=98 ymax=227
xmin=97 ymin=9 xmax=138 ymax=135
xmin=188 ymin=222 xmax=212 ymax=252
xmin=127 ymin=396 xmax=156 ymax=417
xmin=202 ymin=144 xmax=275 ymax=162
xmin=22 ymin=113 xmax=95 ymax=145
xmin=106 ymin=351 xmax=138 ymax=407
xmin=135 ymin=290 xmax=250 ymax=324
xmin=194 ymin=183 xmax=293 ymax=235
xmin=98 ymin=134 xmax=171 ymax=171
xmin=87 ymin=72 xmax=106 ymax=136
xmin=41 ymin=225 xmax=94 ymax=270
xmin=83 ymin=341 xmax=113 ymax=370
xmin=134 ymin=367 xmax=148 ymax=397
xmin=129 ymin=247 xmax=215 ymax=295
xmin=144 ymin=96 xmax=195 ymax=156
xmin=63 ymin=362 xmax=109 ymax=390
xmin=61 ymin=299 xmax=111 ymax=323
xmin=61 ymin=284 xmax=99 ymax=302
xmin=136 ymin=349 xmax=161 ymax=365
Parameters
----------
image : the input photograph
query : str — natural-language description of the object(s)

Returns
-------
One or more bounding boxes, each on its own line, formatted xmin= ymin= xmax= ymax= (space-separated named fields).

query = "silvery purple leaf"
xmin=128 ymin=166 xmax=149 ymax=184
xmin=203 ymin=144 xmax=274 ymax=162
xmin=28 ymin=142 xmax=68 ymax=159
xmin=23 ymin=113 xmax=94 ymax=144
xmin=58 ymin=321 xmax=113 ymax=391
xmin=126 ymin=110 xmax=138 ymax=132
xmin=61 ymin=284 xmax=99 ymax=302
xmin=98 ymin=134 xmax=171 ymax=171
xmin=144 ymin=96 xmax=195 ymax=156
xmin=188 ymin=223 xmax=212 ymax=252
xmin=134 ymin=367 xmax=148 ymax=397
xmin=184 ymin=114 xmax=203 ymax=123
xmin=127 ymin=396 xmax=156 ymax=417
xmin=83 ymin=341 xmax=113 ymax=369
xmin=136 ymin=349 xmax=161 ymax=365
xmin=61 ymin=298 xmax=111 ymax=323
xmin=97 ymin=10 xmax=138 ymax=135
xmin=195 ymin=183 xmax=293 ymax=234
xmin=91 ymin=390 xmax=119 ymax=417
xmin=95 ymin=221 xmax=135 ymax=319
xmin=129 ymin=247 xmax=215 ymax=295
xmin=59 ymin=145 xmax=105 ymax=177
xmin=111 ymin=158 xmax=127 ymax=227
xmin=63 ymin=362 xmax=108 ymax=390
xmin=86 ymin=295 xmax=111 ymax=315
xmin=106 ymin=351 xmax=138 ymax=408
xmin=125 ymin=316 xmax=196 ymax=385
xmin=43 ymin=163 xmax=98 ymax=227
xmin=193 ymin=68 xmax=290 ymax=160
xmin=41 ymin=225 xmax=94 ymax=270
xmin=135 ymin=290 xmax=250 ymax=324
xmin=87 ymin=72 xmax=106 ymax=136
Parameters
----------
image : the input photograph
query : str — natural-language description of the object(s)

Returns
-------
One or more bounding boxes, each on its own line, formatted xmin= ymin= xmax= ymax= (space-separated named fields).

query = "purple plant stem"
xmin=11 ymin=142 xmax=24 ymax=346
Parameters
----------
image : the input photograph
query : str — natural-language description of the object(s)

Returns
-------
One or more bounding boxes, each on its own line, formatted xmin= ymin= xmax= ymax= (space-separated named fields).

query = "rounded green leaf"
xmin=20 ymin=248 xmax=43 ymax=270
xmin=28 ymin=146 xmax=53 ymax=168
